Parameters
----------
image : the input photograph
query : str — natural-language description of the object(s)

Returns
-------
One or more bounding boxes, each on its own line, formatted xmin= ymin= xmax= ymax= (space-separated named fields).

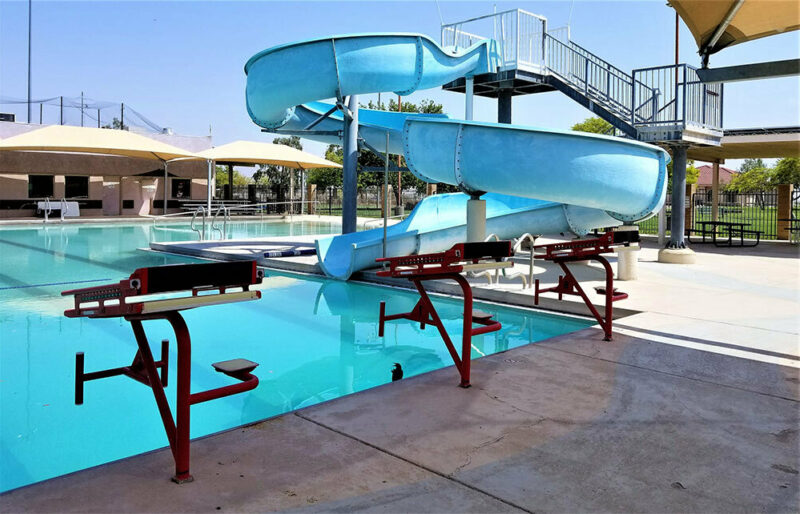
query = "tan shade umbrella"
xmin=671 ymin=0 xmax=800 ymax=56
xmin=0 ymin=124 xmax=197 ymax=161
xmin=0 ymin=125 xmax=200 ymax=214
xmin=196 ymin=140 xmax=341 ymax=169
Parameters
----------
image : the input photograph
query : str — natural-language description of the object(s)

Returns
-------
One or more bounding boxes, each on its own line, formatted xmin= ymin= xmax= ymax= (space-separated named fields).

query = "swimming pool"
xmin=0 ymin=221 xmax=593 ymax=492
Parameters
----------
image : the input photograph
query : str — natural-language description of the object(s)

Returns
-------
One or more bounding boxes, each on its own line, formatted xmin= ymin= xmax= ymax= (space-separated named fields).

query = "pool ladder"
xmin=467 ymin=233 xmax=538 ymax=289
xmin=210 ymin=206 xmax=230 ymax=240
xmin=189 ymin=206 xmax=206 ymax=239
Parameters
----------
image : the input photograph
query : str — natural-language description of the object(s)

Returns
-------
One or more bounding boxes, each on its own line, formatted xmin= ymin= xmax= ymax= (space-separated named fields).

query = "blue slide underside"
xmin=246 ymin=33 xmax=670 ymax=280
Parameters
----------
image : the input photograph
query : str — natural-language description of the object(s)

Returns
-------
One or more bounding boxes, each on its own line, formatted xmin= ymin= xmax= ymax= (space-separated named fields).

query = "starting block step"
xmin=594 ymin=286 xmax=628 ymax=302
xmin=472 ymin=310 xmax=493 ymax=322
xmin=212 ymin=358 xmax=259 ymax=376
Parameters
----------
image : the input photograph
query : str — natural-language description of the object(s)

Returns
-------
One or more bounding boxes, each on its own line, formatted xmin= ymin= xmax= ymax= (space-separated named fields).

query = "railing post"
xmin=681 ymin=65 xmax=687 ymax=127
xmin=542 ymin=18 xmax=547 ymax=67
xmin=515 ymin=10 xmax=520 ymax=69
xmin=584 ymin=58 xmax=589 ymax=93
xmin=630 ymin=73 xmax=636 ymax=125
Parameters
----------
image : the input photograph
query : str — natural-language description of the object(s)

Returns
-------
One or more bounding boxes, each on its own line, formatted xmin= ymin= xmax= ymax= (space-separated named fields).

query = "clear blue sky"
xmin=1 ymin=0 xmax=798 ymax=170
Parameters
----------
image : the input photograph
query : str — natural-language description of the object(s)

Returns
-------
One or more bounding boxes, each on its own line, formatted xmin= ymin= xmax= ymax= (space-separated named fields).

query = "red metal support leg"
xmin=166 ymin=311 xmax=194 ymax=483
xmin=591 ymin=255 xmax=615 ymax=341
xmin=452 ymin=274 xmax=474 ymax=388
xmin=129 ymin=319 xmax=178 ymax=455
xmin=411 ymin=279 xmax=463 ymax=376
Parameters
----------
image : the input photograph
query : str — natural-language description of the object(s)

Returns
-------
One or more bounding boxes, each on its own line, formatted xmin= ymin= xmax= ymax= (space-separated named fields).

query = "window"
xmin=65 ymin=176 xmax=89 ymax=198
xmin=171 ymin=179 xmax=191 ymax=199
xmin=28 ymin=175 xmax=54 ymax=198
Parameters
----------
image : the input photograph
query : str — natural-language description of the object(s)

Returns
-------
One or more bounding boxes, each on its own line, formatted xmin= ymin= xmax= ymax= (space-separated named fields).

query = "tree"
xmin=571 ymin=117 xmax=613 ymax=135
xmin=773 ymin=157 xmax=799 ymax=186
xmin=253 ymin=136 xmax=302 ymax=185
xmin=101 ymin=117 xmax=128 ymax=130
xmin=359 ymin=98 xmax=444 ymax=203
xmin=214 ymin=165 xmax=249 ymax=187
xmin=308 ymin=145 xmax=344 ymax=190
xmin=312 ymin=98 xmax=446 ymax=213
xmin=251 ymin=136 xmax=303 ymax=204
xmin=726 ymin=161 xmax=775 ymax=210
xmin=740 ymin=158 xmax=766 ymax=174
xmin=726 ymin=165 xmax=773 ymax=193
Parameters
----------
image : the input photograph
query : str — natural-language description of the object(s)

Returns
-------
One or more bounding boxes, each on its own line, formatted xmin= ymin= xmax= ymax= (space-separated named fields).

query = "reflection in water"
xmin=243 ymin=279 xmax=446 ymax=418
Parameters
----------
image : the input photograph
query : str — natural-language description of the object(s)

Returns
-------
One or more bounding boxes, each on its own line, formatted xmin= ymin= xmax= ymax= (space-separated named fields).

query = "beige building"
xmin=0 ymin=121 xmax=212 ymax=218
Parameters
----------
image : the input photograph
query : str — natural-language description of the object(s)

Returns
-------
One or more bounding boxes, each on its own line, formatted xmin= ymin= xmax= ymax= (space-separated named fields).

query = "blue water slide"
xmin=314 ymin=193 xmax=621 ymax=280
xmin=282 ymin=101 xmax=446 ymax=159
xmin=245 ymin=33 xmax=498 ymax=129
xmin=245 ymin=33 xmax=670 ymax=280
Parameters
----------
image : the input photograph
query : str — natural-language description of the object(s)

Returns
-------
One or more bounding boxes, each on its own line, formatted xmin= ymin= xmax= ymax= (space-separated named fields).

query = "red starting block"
xmin=63 ymin=260 xmax=263 ymax=483
xmin=534 ymin=230 xmax=635 ymax=341
xmin=376 ymin=241 xmax=513 ymax=387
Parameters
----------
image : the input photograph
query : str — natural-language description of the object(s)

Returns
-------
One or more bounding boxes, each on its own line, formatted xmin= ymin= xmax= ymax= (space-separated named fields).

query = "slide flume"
xmin=245 ymin=33 xmax=669 ymax=280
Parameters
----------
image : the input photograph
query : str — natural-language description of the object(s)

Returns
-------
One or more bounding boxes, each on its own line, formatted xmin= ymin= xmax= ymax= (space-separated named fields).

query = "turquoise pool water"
xmin=0 ymin=221 xmax=592 ymax=492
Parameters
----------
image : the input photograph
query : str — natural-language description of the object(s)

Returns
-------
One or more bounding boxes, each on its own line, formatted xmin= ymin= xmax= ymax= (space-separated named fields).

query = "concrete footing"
xmin=615 ymin=244 xmax=640 ymax=280
xmin=658 ymin=247 xmax=696 ymax=264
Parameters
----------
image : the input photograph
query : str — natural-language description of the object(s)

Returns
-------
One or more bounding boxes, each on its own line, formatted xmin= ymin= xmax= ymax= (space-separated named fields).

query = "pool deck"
xmin=2 ymin=239 xmax=798 ymax=512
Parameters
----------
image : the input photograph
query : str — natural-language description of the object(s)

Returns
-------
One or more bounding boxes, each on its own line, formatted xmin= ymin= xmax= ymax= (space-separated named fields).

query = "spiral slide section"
xmin=245 ymin=33 xmax=669 ymax=280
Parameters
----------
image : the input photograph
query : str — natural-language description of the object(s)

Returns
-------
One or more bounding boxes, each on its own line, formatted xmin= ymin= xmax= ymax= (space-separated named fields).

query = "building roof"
xmin=686 ymin=127 xmax=800 ymax=162
xmin=696 ymin=164 xmax=737 ymax=186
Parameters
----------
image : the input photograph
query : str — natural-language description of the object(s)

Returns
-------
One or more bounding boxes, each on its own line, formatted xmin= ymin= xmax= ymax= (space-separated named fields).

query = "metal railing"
xmin=440 ymin=9 xmax=724 ymax=137
xmin=441 ymin=9 xmax=547 ymax=71
xmin=544 ymin=34 xmax=661 ymax=124
xmin=190 ymin=207 xmax=206 ymax=239
xmin=509 ymin=233 xmax=538 ymax=289
xmin=691 ymin=191 xmax=779 ymax=239
xmin=632 ymin=64 xmax=723 ymax=131
xmin=42 ymin=197 xmax=52 ymax=223
xmin=210 ymin=206 xmax=230 ymax=239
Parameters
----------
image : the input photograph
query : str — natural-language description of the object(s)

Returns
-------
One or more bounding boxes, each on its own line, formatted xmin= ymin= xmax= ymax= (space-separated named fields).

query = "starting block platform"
xmin=63 ymin=260 xmax=264 ymax=483
xmin=376 ymin=241 xmax=514 ymax=387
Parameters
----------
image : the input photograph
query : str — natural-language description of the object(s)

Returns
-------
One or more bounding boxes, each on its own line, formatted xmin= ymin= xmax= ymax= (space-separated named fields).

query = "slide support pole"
xmin=466 ymin=195 xmax=486 ymax=242
xmin=465 ymin=76 xmax=474 ymax=121
xmin=342 ymin=95 xmax=359 ymax=234
xmin=668 ymin=144 xmax=688 ymax=248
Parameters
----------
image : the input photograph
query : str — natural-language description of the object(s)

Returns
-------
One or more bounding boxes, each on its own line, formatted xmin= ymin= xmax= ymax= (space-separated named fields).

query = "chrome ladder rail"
xmin=190 ymin=206 xmax=206 ymax=240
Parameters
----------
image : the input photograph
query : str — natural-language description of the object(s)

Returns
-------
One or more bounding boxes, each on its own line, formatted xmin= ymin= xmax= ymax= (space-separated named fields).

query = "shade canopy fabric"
xmin=196 ymin=140 xmax=341 ymax=169
xmin=671 ymin=0 xmax=800 ymax=56
xmin=0 ymin=125 xmax=197 ymax=161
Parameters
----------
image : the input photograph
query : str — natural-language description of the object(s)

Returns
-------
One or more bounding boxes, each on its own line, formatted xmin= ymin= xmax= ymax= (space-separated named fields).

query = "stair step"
xmin=212 ymin=358 xmax=259 ymax=375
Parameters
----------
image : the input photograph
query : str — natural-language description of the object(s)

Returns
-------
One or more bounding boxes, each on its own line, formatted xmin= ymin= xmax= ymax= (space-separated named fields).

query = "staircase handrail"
xmin=544 ymin=33 xmax=660 ymax=126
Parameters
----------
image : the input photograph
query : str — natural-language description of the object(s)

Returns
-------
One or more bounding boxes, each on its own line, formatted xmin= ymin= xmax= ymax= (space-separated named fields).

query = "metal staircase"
xmin=441 ymin=9 xmax=723 ymax=146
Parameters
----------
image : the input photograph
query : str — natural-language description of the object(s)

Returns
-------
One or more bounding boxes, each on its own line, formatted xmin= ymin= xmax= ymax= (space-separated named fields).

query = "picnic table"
xmin=688 ymin=221 xmax=761 ymax=247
